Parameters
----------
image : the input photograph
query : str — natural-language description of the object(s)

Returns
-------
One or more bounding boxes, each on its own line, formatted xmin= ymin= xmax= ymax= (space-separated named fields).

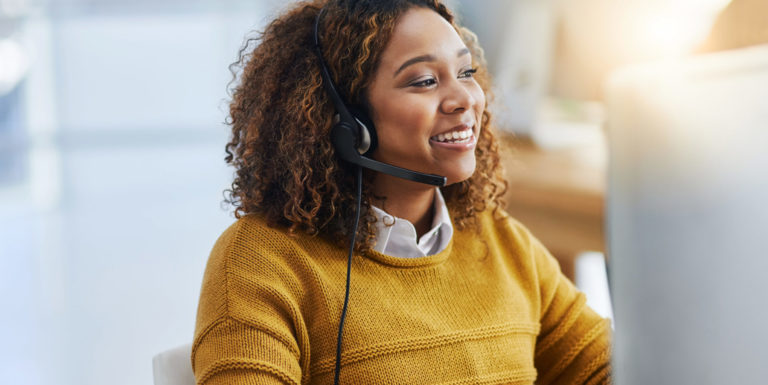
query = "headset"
xmin=312 ymin=5 xmax=447 ymax=384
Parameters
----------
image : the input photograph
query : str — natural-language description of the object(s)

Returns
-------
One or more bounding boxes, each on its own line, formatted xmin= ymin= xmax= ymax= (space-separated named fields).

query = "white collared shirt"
xmin=370 ymin=188 xmax=453 ymax=258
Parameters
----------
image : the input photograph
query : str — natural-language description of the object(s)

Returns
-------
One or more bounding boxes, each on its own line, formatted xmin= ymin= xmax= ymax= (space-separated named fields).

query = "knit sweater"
xmin=191 ymin=209 xmax=612 ymax=385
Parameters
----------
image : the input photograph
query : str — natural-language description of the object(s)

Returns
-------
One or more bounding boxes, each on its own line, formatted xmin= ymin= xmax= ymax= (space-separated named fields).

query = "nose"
xmin=440 ymin=79 xmax=476 ymax=114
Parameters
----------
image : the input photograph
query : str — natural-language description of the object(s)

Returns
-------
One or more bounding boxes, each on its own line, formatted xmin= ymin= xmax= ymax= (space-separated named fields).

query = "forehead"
xmin=378 ymin=7 xmax=467 ymax=68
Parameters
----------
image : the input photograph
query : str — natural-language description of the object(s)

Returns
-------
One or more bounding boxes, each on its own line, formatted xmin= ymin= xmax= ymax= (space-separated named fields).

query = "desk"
xmin=500 ymin=135 xmax=606 ymax=280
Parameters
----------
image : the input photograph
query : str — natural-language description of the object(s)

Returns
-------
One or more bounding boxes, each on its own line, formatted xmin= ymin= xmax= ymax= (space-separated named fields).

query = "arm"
xmin=193 ymin=317 xmax=302 ymax=385
xmin=191 ymin=220 xmax=307 ymax=385
xmin=530 ymin=235 xmax=612 ymax=385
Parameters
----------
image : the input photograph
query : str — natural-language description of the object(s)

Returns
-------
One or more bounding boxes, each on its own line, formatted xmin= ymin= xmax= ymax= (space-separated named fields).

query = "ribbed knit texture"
xmin=192 ymin=210 xmax=612 ymax=384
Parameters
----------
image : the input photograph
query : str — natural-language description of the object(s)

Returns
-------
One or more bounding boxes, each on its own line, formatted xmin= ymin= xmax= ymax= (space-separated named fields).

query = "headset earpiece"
xmin=330 ymin=118 xmax=360 ymax=164
xmin=347 ymin=106 xmax=377 ymax=156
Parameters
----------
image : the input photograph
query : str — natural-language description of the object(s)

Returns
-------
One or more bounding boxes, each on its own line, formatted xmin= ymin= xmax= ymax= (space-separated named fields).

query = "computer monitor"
xmin=605 ymin=44 xmax=768 ymax=384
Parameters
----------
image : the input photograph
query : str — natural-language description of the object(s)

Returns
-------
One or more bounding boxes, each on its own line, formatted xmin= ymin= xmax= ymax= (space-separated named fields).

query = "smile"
xmin=430 ymin=126 xmax=474 ymax=143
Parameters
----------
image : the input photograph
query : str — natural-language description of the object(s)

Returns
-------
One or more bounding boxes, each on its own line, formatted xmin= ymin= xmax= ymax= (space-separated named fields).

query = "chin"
xmin=442 ymin=160 xmax=477 ymax=186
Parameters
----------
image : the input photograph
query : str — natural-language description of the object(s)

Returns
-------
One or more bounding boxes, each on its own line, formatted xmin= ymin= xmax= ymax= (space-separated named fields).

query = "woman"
xmin=192 ymin=1 xmax=612 ymax=384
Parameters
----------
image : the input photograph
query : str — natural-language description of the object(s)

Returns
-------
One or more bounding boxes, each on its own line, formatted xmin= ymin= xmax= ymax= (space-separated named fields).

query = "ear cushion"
xmin=347 ymin=105 xmax=378 ymax=156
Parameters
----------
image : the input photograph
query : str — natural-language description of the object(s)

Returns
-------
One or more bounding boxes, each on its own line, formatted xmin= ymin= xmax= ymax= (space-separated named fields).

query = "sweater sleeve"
xmin=192 ymin=317 xmax=302 ymax=385
xmin=492 ymin=213 xmax=612 ymax=383
xmin=191 ymin=220 xmax=306 ymax=385
xmin=529 ymin=234 xmax=613 ymax=385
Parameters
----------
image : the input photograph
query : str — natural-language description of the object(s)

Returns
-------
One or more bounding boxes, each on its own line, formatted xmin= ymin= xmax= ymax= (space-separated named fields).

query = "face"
xmin=366 ymin=7 xmax=486 ymax=186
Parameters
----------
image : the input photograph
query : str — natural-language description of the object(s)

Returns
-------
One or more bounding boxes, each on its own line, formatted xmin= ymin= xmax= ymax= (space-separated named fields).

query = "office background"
xmin=0 ymin=0 xmax=742 ymax=384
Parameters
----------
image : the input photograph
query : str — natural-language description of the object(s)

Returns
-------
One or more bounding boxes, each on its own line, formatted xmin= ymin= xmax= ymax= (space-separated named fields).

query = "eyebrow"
xmin=393 ymin=47 xmax=471 ymax=77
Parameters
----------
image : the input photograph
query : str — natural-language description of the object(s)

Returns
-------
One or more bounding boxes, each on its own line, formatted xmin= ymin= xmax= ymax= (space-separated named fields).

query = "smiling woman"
xmin=192 ymin=1 xmax=612 ymax=384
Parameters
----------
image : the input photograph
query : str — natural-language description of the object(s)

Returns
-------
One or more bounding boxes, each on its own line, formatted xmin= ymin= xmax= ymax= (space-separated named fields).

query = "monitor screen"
xmin=605 ymin=44 xmax=768 ymax=384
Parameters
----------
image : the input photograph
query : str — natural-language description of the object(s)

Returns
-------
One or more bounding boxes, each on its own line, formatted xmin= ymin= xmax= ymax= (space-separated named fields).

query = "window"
xmin=0 ymin=82 xmax=26 ymax=188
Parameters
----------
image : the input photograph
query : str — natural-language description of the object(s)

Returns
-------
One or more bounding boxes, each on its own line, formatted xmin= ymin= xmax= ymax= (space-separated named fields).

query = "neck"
xmin=372 ymin=174 xmax=436 ymax=238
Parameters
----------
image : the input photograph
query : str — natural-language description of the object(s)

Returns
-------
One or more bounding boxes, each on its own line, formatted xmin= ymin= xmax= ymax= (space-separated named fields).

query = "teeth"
xmin=431 ymin=127 xmax=473 ymax=143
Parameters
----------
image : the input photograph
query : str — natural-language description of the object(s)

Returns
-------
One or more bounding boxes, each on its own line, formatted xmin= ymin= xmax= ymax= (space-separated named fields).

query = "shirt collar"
xmin=370 ymin=188 xmax=453 ymax=258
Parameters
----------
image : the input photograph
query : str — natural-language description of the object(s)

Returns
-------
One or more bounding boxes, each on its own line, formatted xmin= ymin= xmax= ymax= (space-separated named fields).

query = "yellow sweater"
xmin=192 ymin=210 xmax=612 ymax=384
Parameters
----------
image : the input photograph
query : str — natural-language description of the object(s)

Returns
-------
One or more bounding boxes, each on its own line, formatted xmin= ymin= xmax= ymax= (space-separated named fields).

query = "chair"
xmin=152 ymin=343 xmax=196 ymax=385
xmin=574 ymin=251 xmax=613 ymax=322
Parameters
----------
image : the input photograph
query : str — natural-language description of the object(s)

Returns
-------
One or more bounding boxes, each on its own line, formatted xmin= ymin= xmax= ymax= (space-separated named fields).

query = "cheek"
xmin=372 ymin=102 xmax=411 ymax=156
xmin=473 ymin=86 xmax=487 ymax=114
xmin=376 ymin=99 xmax=433 ymax=140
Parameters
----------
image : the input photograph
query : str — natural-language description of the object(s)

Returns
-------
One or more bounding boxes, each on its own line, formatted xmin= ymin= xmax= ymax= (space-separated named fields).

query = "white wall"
xmin=0 ymin=2 xmax=278 ymax=384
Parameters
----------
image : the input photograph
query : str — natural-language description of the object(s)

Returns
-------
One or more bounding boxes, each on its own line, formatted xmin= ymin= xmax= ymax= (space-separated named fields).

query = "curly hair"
xmin=224 ymin=0 xmax=507 ymax=251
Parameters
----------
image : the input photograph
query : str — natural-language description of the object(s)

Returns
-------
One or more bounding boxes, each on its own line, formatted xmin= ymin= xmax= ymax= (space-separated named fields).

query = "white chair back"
xmin=152 ymin=344 xmax=195 ymax=385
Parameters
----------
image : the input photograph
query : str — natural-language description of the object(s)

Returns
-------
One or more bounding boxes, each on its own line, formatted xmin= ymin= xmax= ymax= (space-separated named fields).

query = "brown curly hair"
xmin=224 ymin=0 xmax=507 ymax=251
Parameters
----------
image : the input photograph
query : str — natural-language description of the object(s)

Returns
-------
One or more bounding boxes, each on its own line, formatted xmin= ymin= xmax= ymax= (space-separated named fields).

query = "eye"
xmin=410 ymin=77 xmax=437 ymax=88
xmin=459 ymin=68 xmax=478 ymax=79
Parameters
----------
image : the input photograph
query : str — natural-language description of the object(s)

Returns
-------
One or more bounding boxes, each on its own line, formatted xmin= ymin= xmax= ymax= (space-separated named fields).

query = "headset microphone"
xmin=330 ymin=123 xmax=448 ymax=186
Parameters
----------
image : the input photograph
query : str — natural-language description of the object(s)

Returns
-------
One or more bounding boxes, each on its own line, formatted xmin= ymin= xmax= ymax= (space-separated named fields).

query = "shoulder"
xmin=212 ymin=214 xmax=289 ymax=254
xmin=475 ymin=208 xmax=541 ymax=253
xmin=196 ymin=215 xmax=313 ymax=325
xmin=214 ymin=213 xmax=331 ymax=260
xmin=205 ymin=214 xmax=319 ymax=282
xmin=473 ymin=208 xmax=562 ymax=280
xmin=193 ymin=216 xmax=312 ymax=380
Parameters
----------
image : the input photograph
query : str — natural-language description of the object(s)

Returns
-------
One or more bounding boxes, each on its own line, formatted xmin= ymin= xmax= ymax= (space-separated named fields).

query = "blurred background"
xmin=0 ymin=0 xmax=764 ymax=384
